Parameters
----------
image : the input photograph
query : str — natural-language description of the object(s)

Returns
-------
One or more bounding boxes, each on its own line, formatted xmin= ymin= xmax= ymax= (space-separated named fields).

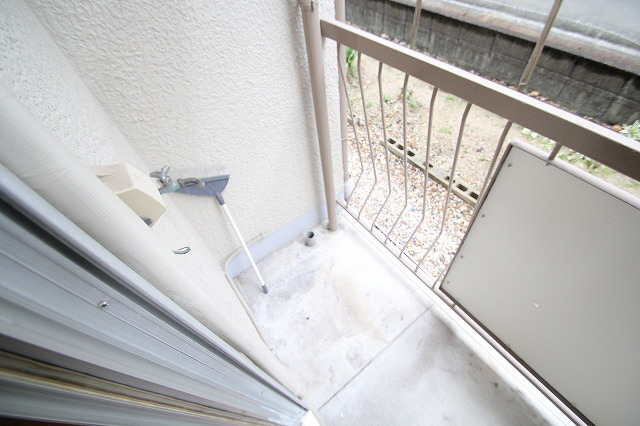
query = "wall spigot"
xmin=150 ymin=165 xmax=181 ymax=194
xmin=150 ymin=165 xmax=172 ymax=185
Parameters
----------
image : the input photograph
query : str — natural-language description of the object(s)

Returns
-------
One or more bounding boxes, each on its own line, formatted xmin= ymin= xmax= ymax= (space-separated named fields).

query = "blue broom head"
xmin=173 ymin=165 xmax=230 ymax=204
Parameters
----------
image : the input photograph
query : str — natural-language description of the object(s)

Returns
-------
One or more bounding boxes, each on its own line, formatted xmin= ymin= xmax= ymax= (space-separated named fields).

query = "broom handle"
xmin=220 ymin=203 xmax=268 ymax=294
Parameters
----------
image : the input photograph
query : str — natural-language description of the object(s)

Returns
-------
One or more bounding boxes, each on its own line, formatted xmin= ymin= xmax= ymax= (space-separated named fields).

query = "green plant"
xmin=439 ymin=127 xmax=452 ymax=135
xmin=629 ymin=180 xmax=640 ymax=190
xmin=597 ymin=165 xmax=613 ymax=177
xmin=620 ymin=120 xmax=640 ymax=140
xmin=521 ymin=128 xmax=540 ymax=139
xmin=384 ymin=94 xmax=393 ymax=103
xmin=407 ymin=89 xmax=421 ymax=109
xmin=540 ymin=139 xmax=555 ymax=150
xmin=446 ymin=94 xmax=455 ymax=101
xmin=346 ymin=47 xmax=357 ymax=78
xmin=521 ymin=128 xmax=554 ymax=150
xmin=558 ymin=150 xmax=603 ymax=173
xmin=521 ymin=128 xmax=603 ymax=173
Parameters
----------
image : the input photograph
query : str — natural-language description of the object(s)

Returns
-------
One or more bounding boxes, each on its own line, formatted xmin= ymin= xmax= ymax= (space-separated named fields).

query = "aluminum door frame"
xmin=0 ymin=163 xmax=306 ymax=425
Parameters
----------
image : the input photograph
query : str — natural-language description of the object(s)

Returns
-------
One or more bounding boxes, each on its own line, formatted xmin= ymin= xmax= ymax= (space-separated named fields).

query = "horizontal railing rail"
xmin=321 ymin=19 xmax=640 ymax=183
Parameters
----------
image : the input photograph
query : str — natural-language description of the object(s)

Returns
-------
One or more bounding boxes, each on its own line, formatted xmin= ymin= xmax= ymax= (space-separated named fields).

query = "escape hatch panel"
xmin=441 ymin=141 xmax=640 ymax=426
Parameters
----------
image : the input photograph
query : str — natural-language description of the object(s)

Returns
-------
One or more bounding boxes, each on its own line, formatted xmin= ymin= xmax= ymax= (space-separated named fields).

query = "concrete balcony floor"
xmin=236 ymin=210 xmax=570 ymax=425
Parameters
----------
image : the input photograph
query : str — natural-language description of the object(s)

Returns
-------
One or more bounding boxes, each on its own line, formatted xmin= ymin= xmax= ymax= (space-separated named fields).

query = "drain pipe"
xmin=335 ymin=0 xmax=349 ymax=187
xmin=299 ymin=0 xmax=338 ymax=231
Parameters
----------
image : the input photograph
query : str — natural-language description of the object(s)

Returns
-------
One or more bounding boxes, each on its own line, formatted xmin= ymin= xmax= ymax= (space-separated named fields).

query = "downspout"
xmin=299 ymin=0 xmax=338 ymax=231
xmin=335 ymin=0 xmax=350 ymax=190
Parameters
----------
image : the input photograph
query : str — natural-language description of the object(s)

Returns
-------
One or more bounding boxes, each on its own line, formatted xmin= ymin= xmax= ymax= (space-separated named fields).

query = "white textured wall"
xmin=26 ymin=0 xmax=342 ymax=263
xmin=0 ymin=1 xmax=140 ymax=166
xmin=1 ymin=0 xmax=341 ymax=394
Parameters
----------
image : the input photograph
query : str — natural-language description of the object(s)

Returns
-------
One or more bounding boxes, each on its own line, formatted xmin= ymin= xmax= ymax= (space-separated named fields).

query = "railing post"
xmin=335 ymin=0 xmax=350 ymax=184
xmin=299 ymin=0 xmax=338 ymax=231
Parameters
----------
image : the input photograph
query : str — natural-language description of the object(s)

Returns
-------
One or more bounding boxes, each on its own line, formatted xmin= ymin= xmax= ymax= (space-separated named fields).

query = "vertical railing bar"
xmin=335 ymin=0 xmax=350 ymax=183
xmin=337 ymin=55 xmax=364 ymax=206
xmin=383 ymin=0 xmax=423 ymax=243
xmin=400 ymin=87 xmax=438 ymax=256
xmin=384 ymin=73 xmax=410 ymax=243
xmin=415 ymin=102 xmax=472 ymax=272
xmin=408 ymin=0 xmax=423 ymax=50
xmin=502 ymin=0 xmax=564 ymax=179
xmin=457 ymin=121 xmax=511 ymax=279
xmin=433 ymin=268 xmax=447 ymax=290
xmin=452 ymin=0 xmax=561 ymax=276
xmin=477 ymin=121 xmax=512 ymax=204
xmin=517 ymin=0 xmax=564 ymax=91
xmin=548 ymin=142 xmax=562 ymax=161
xmin=371 ymin=62 xmax=393 ymax=231
xmin=356 ymin=52 xmax=379 ymax=220
xmin=471 ymin=0 xmax=563 ymax=210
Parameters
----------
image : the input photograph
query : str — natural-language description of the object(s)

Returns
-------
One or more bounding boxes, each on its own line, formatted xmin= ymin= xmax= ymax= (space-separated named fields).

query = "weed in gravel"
xmin=521 ymin=128 xmax=605 ymax=173
xmin=407 ymin=89 xmax=421 ymax=110
xmin=522 ymin=127 xmax=554 ymax=151
xmin=557 ymin=150 xmax=604 ymax=173
xmin=346 ymin=47 xmax=357 ymax=78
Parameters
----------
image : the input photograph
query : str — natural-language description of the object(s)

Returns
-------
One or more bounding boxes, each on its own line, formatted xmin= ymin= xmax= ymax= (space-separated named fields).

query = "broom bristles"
xmin=172 ymin=164 xmax=229 ymax=179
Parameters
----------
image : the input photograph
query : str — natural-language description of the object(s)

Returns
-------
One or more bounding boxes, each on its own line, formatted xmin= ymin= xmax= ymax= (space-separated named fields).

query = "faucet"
xmin=150 ymin=165 xmax=180 ymax=194
xmin=150 ymin=165 xmax=206 ymax=194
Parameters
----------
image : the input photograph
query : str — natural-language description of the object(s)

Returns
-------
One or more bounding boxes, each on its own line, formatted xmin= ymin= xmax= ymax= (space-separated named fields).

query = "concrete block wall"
xmin=346 ymin=0 xmax=640 ymax=125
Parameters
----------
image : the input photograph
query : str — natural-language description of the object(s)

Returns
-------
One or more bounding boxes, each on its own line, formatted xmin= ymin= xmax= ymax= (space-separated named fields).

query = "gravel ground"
xmin=342 ymin=54 xmax=639 ymax=282
xmin=343 ymin=59 xmax=476 ymax=281
xmin=344 ymin=133 xmax=473 ymax=282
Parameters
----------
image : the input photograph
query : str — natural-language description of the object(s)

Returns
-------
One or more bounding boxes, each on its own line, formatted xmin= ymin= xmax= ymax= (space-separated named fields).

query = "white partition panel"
xmin=442 ymin=142 xmax=640 ymax=426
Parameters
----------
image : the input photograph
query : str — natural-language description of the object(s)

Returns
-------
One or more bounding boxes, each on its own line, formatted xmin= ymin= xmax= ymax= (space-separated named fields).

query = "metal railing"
xmin=317 ymin=18 xmax=640 ymax=286
xmin=323 ymin=19 xmax=640 ymax=179
xmin=297 ymin=2 xmax=640 ymax=423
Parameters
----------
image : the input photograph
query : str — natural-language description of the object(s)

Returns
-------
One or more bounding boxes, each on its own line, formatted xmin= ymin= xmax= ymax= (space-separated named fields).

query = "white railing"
xmin=321 ymin=18 xmax=640 ymax=285
xmin=323 ymin=19 xmax=640 ymax=180
xmin=299 ymin=4 xmax=640 ymax=424
xmin=320 ymin=11 xmax=640 ymax=420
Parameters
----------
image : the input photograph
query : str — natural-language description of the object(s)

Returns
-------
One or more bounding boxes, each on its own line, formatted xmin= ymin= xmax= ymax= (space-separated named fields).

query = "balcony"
xmin=284 ymin=3 xmax=640 ymax=425
xmin=1 ymin=1 xmax=639 ymax=425
xmin=235 ymin=210 xmax=568 ymax=424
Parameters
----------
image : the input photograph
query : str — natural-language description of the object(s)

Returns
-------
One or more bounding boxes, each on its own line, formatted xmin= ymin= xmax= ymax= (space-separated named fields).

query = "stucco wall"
xmin=1 ymin=0 xmax=341 ymax=393
xmin=25 ymin=0 xmax=342 ymax=268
